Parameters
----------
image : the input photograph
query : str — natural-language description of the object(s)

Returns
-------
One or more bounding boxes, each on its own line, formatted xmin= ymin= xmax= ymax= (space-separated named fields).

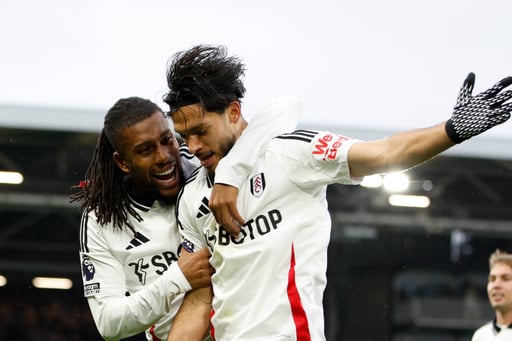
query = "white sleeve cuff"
xmin=164 ymin=262 xmax=192 ymax=294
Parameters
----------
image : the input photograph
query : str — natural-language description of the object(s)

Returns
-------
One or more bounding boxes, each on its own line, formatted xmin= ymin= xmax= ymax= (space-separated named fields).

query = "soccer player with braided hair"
xmin=163 ymin=44 xmax=512 ymax=341
xmin=72 ymin=93 xmax=301 ymax=340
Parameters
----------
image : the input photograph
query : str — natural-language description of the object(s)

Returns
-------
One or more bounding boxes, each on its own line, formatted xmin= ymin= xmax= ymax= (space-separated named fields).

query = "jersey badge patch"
xmin=81 ymin=255 xmax=96 ymax=281
xmin=181 ymin=239 xmax=195 ymax=253
xmin=84 ymin=283 xmax=100 ymax=297
xmin=250 ymin=173 xmax=266 ymax=198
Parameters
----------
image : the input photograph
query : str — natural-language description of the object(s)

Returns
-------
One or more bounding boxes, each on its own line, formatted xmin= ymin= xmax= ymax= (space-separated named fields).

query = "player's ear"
xmin=113 ymin=151 xmax=130 ymax=173
xmin=227 ymin=101 xmax=242 ymax=123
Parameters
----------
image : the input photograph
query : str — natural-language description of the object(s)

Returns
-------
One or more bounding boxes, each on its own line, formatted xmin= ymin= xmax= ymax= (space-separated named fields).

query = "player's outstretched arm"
xmin=348 ymin=73 xmax=512 ymax=178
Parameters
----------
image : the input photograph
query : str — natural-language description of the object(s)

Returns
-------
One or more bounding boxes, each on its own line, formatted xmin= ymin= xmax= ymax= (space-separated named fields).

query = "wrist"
xmin=445 ymin=119 xmax=463 ymax=144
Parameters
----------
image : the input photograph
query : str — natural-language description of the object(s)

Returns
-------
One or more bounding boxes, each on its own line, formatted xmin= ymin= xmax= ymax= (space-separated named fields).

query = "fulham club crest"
xmin=250 ymin=173 xmax=266 ymax=198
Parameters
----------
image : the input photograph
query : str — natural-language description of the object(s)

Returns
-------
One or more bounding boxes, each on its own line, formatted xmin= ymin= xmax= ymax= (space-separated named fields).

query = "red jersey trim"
xmin=287 ymin=244 xmax=312 ymax=340
xmin=149 ymin=325 xmax=161 ymax=341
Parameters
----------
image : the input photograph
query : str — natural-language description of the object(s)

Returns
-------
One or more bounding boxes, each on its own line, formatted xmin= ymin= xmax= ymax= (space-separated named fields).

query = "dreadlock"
xmin=70 ymin=97 xmax=163 ymax=231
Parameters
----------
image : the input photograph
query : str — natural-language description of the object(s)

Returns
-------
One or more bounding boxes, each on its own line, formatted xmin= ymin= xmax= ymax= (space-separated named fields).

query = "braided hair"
xmin=71 ymin=97 xmax=163 ymax=231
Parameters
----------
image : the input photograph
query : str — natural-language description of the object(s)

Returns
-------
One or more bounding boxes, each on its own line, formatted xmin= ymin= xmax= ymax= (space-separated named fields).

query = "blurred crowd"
xmin=0 ymin=287 xmax=100 ymax=340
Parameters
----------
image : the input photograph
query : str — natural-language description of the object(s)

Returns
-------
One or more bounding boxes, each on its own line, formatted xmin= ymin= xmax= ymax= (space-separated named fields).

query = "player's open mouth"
xmin=154 ymin=165 xmax=176 ymax=182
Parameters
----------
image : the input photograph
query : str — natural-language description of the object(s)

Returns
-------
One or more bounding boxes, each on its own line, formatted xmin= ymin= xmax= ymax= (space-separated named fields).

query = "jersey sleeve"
xmin=271 ymin=130 xmax=363 ymax=187
xmin=176 ymin=189 xmax=208 ymax=252
xmin=214 ymin=96 xmax=303 ymax=188
xmin=79 ymin=212 xmax=191 ymax=340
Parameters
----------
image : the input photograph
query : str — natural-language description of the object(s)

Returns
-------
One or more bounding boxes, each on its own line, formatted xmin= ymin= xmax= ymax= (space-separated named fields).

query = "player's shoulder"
xmin=183 ymin=166 xmax=207 ymax=186
xmin=178 ymin=167 xmax=210 ymax=201
xmin=273 ymin=129 xmax=320 ymax=143
xmin=471 ymin=321 xmax=494 ymax=340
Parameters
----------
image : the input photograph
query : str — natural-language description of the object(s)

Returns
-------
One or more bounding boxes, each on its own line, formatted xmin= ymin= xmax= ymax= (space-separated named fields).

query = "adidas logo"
xmin=126 ymin=232 xmax=150 ymax=250
xmin=196 ymin=197 xmax=210 ymax=219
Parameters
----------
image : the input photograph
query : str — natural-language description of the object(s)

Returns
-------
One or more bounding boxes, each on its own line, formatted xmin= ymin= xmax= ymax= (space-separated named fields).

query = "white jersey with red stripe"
xmin=78 ymin=96 xmax=303 ymax=341
xmin=177 ymin=130 xmax=361 ymax=340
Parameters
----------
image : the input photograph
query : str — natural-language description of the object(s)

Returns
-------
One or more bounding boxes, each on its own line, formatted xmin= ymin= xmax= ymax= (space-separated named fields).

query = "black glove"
xmin=445 ymin=72 xmax=512 ymax=143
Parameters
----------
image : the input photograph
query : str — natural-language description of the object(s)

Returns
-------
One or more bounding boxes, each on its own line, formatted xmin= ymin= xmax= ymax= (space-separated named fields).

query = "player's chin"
xmin=156 ymin=189 xmax=179 ymax=204
xmin=155 ymin=181 xmax=181 ymax=200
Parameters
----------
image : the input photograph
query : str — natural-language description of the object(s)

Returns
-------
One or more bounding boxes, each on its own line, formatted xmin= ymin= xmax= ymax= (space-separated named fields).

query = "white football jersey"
xmin=79 ymin=96 xmax=303 ymax=341
xmin=472 ymin=321 xmax=512 ymax=341
xmin=178 ymin=130 xmax=361 ymax=341
xmin=79 ymin=152 xmax=197 ymax=341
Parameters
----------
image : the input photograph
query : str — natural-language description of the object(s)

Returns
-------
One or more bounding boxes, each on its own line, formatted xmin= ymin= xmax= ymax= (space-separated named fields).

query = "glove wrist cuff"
xmin=445 ymin=119 xmax=464 ymax=144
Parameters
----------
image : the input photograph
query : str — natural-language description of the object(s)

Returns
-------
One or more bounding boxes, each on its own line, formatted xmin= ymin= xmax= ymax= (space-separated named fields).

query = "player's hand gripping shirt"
xmin=79 ymin=150 xmax=198 ymax=341
xmin=79 ymin=96 xmax=303 ymax=341
xmin=177 ymin=130 xmax=361 ymax=341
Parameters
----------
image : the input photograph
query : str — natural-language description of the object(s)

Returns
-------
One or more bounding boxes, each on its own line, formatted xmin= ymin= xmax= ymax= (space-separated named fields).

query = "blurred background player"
xmin=472 ymin=249 xmax=512 ymax=341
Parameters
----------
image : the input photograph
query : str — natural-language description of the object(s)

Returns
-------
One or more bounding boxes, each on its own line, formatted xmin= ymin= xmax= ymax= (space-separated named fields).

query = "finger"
xmin=482 ymin=76 xmax=512 ymax=98
xmin=455 ymin=73 xmax=475 ymax=107
xmin=497 ymin=76 xmax=512 ymax=88
xmin=196 ymin=247 xmax=210 ymax=257
xmin=210 ymin=206 xmax=221 ymax=226
xmin=501 ymin=102 xmax=512 ymax=112
xmin=212 ymin=204 xmax=230 ymax=225
xmin=488 ymin=90 xmax=512 ymax=107
xmin=222 ymin=220 xmax=241 ymax=238
xmin=229 ymin=204 xmax=245 ymax=227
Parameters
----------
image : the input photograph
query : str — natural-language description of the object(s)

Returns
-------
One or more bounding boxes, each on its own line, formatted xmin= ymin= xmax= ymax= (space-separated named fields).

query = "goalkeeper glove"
xmin=446 ymin=72 xmax=512 ymax=143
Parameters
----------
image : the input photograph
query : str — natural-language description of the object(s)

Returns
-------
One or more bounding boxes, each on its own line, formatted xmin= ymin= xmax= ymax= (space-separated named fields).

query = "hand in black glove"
xmin=446 ymin=72 xmax=512 ymax=143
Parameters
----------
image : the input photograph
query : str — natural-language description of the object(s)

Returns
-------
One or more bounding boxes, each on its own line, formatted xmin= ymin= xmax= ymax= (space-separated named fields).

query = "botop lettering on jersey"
xmin=207 ymin=209 xmax=283 ymax=247
xmin=312 ymin=133 xmax=350 ymax=161
xmin=128 ymin=251 xmax=178 ymax=285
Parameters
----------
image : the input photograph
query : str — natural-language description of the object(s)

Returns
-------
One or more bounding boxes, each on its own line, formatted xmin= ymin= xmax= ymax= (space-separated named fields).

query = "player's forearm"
xmin=167 ymin=286 xmax=213 ymax=341
xmin=89 ymin=263 xmax=191 ymax=340
xmin=349 ymin=122 xmax=454 ymax=177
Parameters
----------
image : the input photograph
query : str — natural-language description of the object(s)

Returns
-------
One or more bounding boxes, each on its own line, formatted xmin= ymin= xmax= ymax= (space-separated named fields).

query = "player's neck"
xmin=496 ymin=309 xmax=512 ymax=326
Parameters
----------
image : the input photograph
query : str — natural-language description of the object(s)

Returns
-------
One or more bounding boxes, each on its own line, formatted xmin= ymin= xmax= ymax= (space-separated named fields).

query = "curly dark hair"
xmin=163 ymin=44 xmax=246 ymax=114
xmin=70 ymin=97 xmax=163 ymax=231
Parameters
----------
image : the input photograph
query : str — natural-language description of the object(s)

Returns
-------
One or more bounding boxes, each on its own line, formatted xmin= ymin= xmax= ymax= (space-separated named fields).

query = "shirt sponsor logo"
xmin=128 ymin=251 xmax=179 ymax=285
xmin=206 ymin=209 xmax=283 ymax=246
xmin=84 ymin=282 xmax=100 ymax=297
xmin=312 ymin=133 xmax=350 ymax=161
xmin=250 ymin=173 xmax=266 ymax=198
xmin=81 ymin=255 xmax=95 ymax=281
